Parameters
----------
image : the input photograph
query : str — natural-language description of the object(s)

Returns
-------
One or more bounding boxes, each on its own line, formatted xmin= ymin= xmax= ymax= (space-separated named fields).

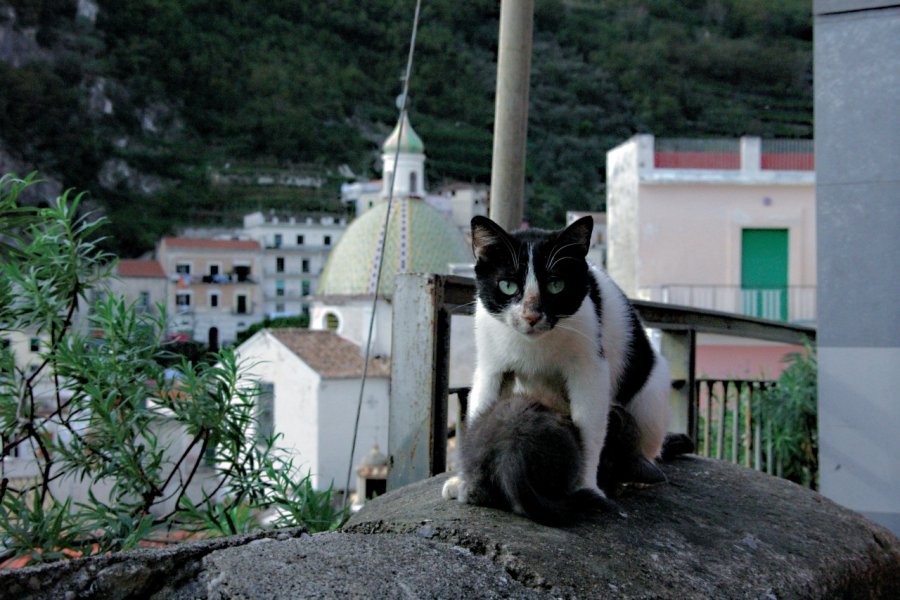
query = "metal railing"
xmin=652 ymin=137 xmax=814 ymax=171
xmin=639 ymin=285 xmax=817 ymax=323
xmin=386 ymin=274 xmax=816 ymax=490
xmin=654 ymin=138 xmax=741 ymax=170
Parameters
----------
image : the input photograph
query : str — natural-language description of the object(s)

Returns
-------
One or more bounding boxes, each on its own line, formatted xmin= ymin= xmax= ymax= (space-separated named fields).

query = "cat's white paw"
xmin=442 ymin=475 xmax=463 ymax=500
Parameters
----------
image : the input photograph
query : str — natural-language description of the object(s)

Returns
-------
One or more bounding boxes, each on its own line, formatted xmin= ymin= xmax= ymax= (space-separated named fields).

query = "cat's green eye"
xmin=547 ymin=279 xmax=565 ymax=294
xmin=498 ymin=280 xmax=518 ymax=295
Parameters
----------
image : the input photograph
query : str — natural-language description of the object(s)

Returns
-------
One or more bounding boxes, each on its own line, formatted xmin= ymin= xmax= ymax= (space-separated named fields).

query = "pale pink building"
xmin=606 ymin=135 xmax=816 ymax=379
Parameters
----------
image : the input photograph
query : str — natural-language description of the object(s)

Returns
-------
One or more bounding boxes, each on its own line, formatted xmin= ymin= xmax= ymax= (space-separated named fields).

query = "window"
xmin=176 ymin=293 xmax=191 ymax=309
xmin=301 ymin=259 xmax=310 ymax=273
xmin=209 ymin=263 xmax=220 ymax=276
xmin=324 ymin=312 xmax=340 ymax=331
xmin=324 ymin=235 xmax=332 ymax=246
xmin=276 ymin=280 xmax=285 ymax=297
xmin=236 ymin=294 xmax=248 ymax=315
xmin=276 ymin=257 xmax=285 ymax=273
xmin=234 ymin=265 xmax=251 ymax=282
xmin=410 ymin=171 xmax=417 ymax=194
xmin=301 ymin=280 xmax=311 ymax=295
xmin=176 ymin=263 xmax=191 ymax=275
xmin=209 ymin=292 xmax=219 ymax=308
xmin=30 ymin=338 xmax=40 ymax=352
xmin=273 ymin=233 xmax=283 ymax=248
xmin=138 ymin=291 xmax=151 ymax=309
xmin=296 ymin=235 xmax=304 ymax=245
xmin=275 ymin=303 xmax=285 ymax=313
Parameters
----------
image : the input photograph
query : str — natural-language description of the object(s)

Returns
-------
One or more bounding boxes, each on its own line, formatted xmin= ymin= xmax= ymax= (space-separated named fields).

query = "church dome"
xmin=382 ymin=112 xmax=425 ymax=155
xmin=318 ymin=198 xmax=471 ymax=298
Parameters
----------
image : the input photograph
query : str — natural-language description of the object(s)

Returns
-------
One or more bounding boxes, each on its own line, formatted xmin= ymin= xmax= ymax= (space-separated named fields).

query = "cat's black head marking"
xmin=471 ymin=216 xmax=594 ymax=334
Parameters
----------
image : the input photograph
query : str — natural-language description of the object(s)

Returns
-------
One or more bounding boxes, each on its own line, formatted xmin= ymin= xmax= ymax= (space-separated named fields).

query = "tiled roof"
xmin=269 ymin=329 xmax=390 ymax=379
xmin=162 ymin=237 xmax=260 ymax=251
xmin=117 ymin=259 xmax=166 ymax=278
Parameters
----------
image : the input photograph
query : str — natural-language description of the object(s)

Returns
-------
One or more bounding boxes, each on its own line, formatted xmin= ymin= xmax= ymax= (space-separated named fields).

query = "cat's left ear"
xmin=558 ymin=216 xmax=594 ymax=257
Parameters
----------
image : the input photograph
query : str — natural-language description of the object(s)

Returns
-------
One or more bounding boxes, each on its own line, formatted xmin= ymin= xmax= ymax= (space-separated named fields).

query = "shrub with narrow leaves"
xmin=0 ymin=174 xmax=344 ymax=567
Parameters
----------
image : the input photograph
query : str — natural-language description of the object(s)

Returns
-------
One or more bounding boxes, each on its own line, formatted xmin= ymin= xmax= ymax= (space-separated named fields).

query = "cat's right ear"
xmin=471 ymin=216 xmax=510 ymax=261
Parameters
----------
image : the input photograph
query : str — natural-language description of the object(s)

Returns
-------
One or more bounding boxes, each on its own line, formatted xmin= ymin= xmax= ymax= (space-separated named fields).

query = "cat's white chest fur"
xmin=474 ymin=296 xmax=600 ymax=378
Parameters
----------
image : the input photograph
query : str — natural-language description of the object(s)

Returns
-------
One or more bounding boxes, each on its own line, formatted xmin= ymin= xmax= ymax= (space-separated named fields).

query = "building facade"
xmin=606 ymin=134 xmax=816 ymax=378
xmin=156 ymin=237 xmax=263 ymax=347
xmin=242 ymin=211 xmax=347 ymax=318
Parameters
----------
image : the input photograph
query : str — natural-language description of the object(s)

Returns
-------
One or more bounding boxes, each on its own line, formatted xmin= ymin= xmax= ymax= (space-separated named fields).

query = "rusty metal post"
xmin=387 ymin=274 xmax=450 ymax=490
xmin=489 ymin=0 xmax=534 ymax=231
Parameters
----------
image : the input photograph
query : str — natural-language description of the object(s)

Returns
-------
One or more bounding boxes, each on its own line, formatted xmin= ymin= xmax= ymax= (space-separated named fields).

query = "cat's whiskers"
xmin=547 ymin=255 xmax=578 ymax=272
xmin=495 ymin=232 xmax=520 ymax=271
xmin=450 ymin=300 xmax=478 ymax=315
xmin=553 ymin=322 xmax=598 ymax=345
xmin=546 ymin=241 xmax=583 ymax=272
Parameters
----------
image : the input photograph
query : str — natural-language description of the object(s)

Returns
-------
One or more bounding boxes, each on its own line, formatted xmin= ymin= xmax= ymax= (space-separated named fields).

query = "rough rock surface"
xmin=347 ymin=458 xmax=900 ymax=599
xmin=1 ymin=457 xmax=897 ymax=599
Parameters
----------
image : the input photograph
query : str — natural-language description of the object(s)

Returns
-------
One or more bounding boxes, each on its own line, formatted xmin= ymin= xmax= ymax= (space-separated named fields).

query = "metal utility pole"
xmin=489 ymin=0 xmax=534 ymax=231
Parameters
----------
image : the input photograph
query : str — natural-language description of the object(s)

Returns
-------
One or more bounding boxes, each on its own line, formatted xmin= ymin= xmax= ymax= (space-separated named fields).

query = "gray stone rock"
xmin=203 ymin=532 xmax=545 ymax=599
xmin=346 ymin=457 xmax=900 ymax=599
xmin=1 ymin=458 xmax=896 ymax=599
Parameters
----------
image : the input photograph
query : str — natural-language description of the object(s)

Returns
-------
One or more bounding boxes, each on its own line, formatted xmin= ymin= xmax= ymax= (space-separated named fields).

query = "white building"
xmin=234 ymin=328 xmax=390 ymax=492
xmin=241 ymin=211 xmax=347 ymax=318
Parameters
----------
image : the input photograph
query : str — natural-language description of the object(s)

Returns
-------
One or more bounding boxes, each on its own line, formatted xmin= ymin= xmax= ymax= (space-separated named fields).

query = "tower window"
xmin=410 ymin=171 xmax=417 ymax=194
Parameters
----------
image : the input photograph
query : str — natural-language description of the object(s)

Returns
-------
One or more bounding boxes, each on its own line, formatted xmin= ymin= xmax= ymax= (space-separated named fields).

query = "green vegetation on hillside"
xmin=0 ymin=0 xmax=812 ymax=254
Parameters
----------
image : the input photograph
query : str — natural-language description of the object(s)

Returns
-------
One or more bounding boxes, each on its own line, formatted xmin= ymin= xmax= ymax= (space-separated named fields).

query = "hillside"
xmin=0 ymin=0 xmax=812 ymax=256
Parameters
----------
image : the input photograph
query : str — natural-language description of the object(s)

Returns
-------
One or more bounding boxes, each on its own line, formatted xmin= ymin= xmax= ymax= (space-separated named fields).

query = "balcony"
xmin=386 ymin=274 xmax=815 ymax=490
xmin=639 ymin=285 xmax=816 ymax=324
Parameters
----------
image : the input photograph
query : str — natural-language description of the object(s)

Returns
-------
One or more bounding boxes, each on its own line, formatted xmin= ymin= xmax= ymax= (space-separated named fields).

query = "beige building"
xmin=108 ymin=259 xmax=168 ymax=317
xmin=607 ymin=134 xmax=816 ymax=377
xmin=156 ymin=237 xmax=263 ymax=347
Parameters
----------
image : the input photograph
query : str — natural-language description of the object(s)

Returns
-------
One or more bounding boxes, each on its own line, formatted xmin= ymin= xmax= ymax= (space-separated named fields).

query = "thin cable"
xmin=343 ymin=0 xmax=423 ymax=511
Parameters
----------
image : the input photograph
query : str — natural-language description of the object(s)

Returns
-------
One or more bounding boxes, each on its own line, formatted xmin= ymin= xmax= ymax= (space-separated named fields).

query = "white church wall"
xmin=315 ymin=377 xmax=390 ymax=492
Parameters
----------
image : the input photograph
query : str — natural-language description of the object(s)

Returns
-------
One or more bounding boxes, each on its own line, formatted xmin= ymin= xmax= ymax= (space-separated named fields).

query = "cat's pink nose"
xmin=523 ymin=313 xmax=540 ymax=326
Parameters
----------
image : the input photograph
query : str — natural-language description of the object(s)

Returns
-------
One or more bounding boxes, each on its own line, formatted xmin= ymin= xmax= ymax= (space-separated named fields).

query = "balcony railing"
xmin=386 ymin=274 xmax=816 ymax=491
xmin=652 ymin=137 xmax=814 ymax=172
xmin=639 ymin=285 xmax=816 ymax=324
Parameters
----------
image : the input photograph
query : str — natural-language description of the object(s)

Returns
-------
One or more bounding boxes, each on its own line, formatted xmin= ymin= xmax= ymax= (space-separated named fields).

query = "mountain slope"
xmin=0 ymin=0 xmax=812 ymax=255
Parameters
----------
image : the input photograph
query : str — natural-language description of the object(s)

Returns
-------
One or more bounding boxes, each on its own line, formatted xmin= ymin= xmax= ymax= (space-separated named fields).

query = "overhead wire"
xmin=342 ymin=0 xmax=424 ymax=512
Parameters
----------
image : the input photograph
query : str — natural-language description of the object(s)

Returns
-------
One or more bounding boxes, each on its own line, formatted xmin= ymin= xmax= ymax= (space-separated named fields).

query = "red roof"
xmin=161 ymin=237 xmax=260 ymax=251
xmin=117 ymin=259 xmax=166 ymax=278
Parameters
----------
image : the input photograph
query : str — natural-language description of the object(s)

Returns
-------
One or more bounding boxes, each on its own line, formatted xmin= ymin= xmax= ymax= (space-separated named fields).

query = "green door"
xmin=741 ymin=229 xmax=788 ymax=320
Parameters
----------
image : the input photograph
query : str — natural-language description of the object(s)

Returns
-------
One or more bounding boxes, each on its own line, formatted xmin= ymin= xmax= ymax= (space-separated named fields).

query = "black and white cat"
xmin=443 ymin=215 xmax=671 ymax=504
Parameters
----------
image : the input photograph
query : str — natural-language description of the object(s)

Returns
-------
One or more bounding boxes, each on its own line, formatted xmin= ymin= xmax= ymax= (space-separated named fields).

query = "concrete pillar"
xmin=740 ymin=136 xmax=762 ymax=173
xmin=814 ymin=0 xmax=900 ymax=535
xmin=489 ymin=0 xmax=533 ymax=231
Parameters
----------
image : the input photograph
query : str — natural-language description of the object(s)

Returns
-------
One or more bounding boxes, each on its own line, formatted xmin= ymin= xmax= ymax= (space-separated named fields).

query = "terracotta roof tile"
xmin=269 ymin=329 xmax=390 ymax=379
xmin=117 ymin=259 xmax=166 ymax=278
xmin=162 ymin=237 xmax=260 ymax=251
